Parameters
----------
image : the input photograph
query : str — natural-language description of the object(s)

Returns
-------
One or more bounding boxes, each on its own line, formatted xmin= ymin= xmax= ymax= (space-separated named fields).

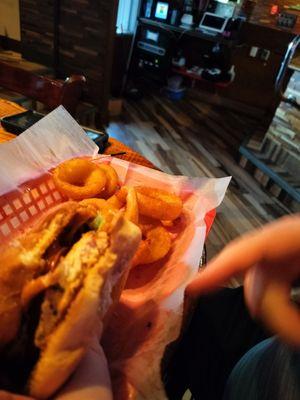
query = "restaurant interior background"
xmin=0 ymin=0 xmax=299 ymax=257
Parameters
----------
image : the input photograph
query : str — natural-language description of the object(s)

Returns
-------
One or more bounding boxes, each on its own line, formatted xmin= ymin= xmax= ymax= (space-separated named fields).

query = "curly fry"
xmin=132 ymin=226 xmax=171 ymax=267
xmin=98 ymin=164 xmax=119 ymax=199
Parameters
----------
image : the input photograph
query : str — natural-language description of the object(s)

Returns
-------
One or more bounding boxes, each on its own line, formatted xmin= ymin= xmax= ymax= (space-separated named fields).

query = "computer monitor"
xmin=155 ymin=2 xmax=169 ymax=20
xmin=198 ymin=12 xmax=229 ymax=34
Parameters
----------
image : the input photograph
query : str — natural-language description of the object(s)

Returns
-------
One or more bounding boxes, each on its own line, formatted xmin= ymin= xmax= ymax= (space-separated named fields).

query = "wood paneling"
xmin=57 ymin=0 xmax=119 ymax=121
xmin=19 ymin=0 xmax=119 ymax=121
xmin=19 ymin=0 xmax=55 ymax=66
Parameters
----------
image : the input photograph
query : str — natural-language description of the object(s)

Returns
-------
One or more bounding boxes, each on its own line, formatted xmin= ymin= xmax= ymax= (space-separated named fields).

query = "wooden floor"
xmin=107 ymin=89 xmax=293 ymax=259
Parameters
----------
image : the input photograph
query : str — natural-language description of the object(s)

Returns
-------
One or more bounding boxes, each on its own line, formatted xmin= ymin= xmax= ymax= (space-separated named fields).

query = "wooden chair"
xmin=0 ymin=61 xmax=86 ymax=116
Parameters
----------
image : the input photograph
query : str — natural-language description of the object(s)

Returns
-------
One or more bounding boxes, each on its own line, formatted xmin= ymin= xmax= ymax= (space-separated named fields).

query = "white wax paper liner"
xmin=0 ymin=107 xmax=231 ymax=399
xmin=0 ymin=106 xmax=98 ymax=195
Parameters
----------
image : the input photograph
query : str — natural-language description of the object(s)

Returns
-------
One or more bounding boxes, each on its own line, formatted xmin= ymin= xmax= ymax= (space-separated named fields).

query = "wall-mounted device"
xmin=198 ymin=12 xmax=229 ymax=35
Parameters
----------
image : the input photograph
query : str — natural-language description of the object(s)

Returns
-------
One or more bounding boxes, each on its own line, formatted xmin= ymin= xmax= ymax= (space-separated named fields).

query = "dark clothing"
xmin=165 ymin=287 xmax=268 ymax=400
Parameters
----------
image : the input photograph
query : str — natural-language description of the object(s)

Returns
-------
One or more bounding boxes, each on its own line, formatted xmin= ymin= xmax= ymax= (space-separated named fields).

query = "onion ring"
xmin=107 ymin=194 xmax=124 ymax=209
xmin=53 ymin=158 xmax=107 ymax=200
xmin=132 ymin=226 xmax=171 ymax=267
xmin=98 ymin=164 xmax=119 ymax=199
xmin=135 ymin=187 xmax=183 ymax=221
xmin=124 ymin=187 xmax=139 ymax=225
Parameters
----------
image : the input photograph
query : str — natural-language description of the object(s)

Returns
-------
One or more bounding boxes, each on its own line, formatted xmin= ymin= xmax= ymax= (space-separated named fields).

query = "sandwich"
xmin=0 ymin=201 xmax=141 ymax=399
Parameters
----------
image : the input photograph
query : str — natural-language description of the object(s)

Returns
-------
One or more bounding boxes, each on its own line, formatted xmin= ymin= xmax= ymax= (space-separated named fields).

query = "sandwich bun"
xmin=0 ymin=202 xmax=141 ymax=399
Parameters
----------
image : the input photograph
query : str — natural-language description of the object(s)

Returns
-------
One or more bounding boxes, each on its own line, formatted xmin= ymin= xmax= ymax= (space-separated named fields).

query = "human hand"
xmin=186 ymin=215 xmax=300 ymax=347
xmin=0 ymin=335 xmax=112 ymax=400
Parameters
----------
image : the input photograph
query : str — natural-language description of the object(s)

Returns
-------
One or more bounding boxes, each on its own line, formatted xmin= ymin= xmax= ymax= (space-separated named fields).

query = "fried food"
xmin=52 ymin=159 xmax=183 ymax=271
xmin=99 ymin=164 xmax=119 ymax=199
xmin=132 ymin=226 xmax=171 ymax=267
xmin=80 ymin=198 xmax=108 ymax=210
xmin=107 ymin=194 xmax=124 ymax=210
xmin=80 ymin=198 xmax=121 ymax=231
xmin=115 ymin=186 xmax=127 ymax=203
xmin=53 ymin=158 xmax=107 ymax=200
xmin=124 ymin=187 xmax=139 ymax=225
xmin=135 ymin=187 xmax=183 ymax=221
xmin=115 ymin=187 xmax=139 ymax=225
xmin=161 ymin=220 xmax=174 ymax=228
xmin=138 ymin=215 xmax=161 ymax=235
xmin=0 ymin=202 xmax=141 ymax=399
xmin=114 ymin=187 xmax=182 ymax=267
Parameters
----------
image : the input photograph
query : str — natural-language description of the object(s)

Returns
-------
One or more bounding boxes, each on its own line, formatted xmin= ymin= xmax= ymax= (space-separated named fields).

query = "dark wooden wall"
xmin=19 ymin=0 xmax=119 ymax=122
xmin=19 ymin=0 xmax=55 ymax=66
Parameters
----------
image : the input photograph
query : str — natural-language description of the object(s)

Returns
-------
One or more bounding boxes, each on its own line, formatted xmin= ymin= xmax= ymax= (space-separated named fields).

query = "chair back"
xmin=0 ymin=61 xmax=86 ymax=116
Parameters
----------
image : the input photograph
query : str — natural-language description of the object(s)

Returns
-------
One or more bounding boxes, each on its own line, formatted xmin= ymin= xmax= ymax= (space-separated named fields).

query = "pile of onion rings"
xmin=53 ymin=158 xmax=183 ymax=268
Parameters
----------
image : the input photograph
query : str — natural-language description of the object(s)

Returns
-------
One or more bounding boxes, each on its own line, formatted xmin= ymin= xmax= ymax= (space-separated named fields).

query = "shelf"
xmin=139 ymin=18 xmax=238 ymax=47
xmin=172 ymin=67 xmax=232 ymax=88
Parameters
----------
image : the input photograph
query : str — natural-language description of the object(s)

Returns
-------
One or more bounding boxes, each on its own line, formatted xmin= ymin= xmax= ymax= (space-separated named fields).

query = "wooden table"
xmin=0 ymin=99 xmax=156 ymax=169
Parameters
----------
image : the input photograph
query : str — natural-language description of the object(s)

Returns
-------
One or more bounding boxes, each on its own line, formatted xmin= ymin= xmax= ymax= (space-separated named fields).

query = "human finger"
xmin=245 ymin=261 xmax=300 ymax=347
xmin=186 ymin=215 xmax=300 ymax=298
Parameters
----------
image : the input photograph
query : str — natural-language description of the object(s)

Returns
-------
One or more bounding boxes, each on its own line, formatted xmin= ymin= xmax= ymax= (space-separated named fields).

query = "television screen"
xmin=155 ymin=2 xmax=169 ymax=20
